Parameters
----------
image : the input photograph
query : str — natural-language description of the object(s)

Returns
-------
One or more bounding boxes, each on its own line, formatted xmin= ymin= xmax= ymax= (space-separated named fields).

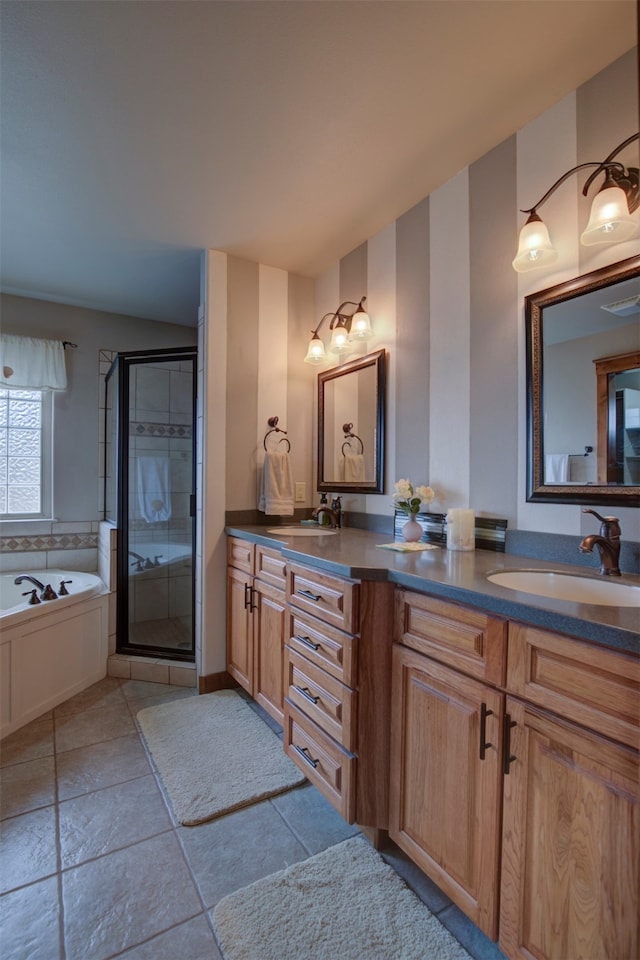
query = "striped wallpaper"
xmin=201 ymin=49 xmax=638 ymax=672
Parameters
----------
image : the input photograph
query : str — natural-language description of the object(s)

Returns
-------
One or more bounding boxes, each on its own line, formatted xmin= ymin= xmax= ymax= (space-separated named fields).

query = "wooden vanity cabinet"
xmin=226 ymin=538 xmax=287 ymax=723
xmin=391 ymin=589 xmax=640 ymax=959
xmin=390 ymin=591 xmax=507 ymax=940
xmin=499 ymin=623 xmax=639 ymax=960
xmin=284 ymin=561 xmax=394 ymax=832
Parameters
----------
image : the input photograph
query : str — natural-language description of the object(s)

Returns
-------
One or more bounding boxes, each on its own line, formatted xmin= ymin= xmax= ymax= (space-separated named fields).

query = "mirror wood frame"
xmin=526 ymin=254 xmax=640 ymax=505
xmin=317 ymin=348 xmax=386 ymax=494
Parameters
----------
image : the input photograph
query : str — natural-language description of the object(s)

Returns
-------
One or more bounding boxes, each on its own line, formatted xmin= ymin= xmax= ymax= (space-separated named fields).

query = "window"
xmin=0 ymin=388 xmax=52 ymax=518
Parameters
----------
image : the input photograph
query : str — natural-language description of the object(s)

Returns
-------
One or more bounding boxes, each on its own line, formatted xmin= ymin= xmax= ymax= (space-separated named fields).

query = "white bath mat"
xmin=212 ymin=835 xmax=472 ymax=960
xmin=137 ymin=690 xmax=305 ymax=826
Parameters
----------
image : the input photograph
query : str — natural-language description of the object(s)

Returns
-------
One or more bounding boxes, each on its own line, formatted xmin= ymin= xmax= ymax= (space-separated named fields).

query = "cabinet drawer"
xmin=507 ymin=622 xmax=640 ymax=749
xmin=255 ymin=545 xmax=287 ymax=590
xmin=286 ymin=647 xmax=356 ymax=751
xmin=287 ymin=562 xmax=359 ymax=634
xmin=227 ymin=537 xmax=254 ymax=574
xmin=287 ymin=610 xmax=357 ymax=686
xmin=395 ymin=590 xmax=506 ymax=686
xmin=284 ymin=700 xmax=356 ymax=822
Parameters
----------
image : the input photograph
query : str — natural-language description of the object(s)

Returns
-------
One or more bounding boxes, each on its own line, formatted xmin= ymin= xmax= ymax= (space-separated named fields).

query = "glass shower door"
xmin=108 ymin=347 xmax=197 ymax=661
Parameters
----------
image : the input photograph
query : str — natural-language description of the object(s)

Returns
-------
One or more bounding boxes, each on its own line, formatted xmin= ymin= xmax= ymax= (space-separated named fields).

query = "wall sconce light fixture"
xmin=304 ymin=296 xmax=372 ymax=364
xmin=512 ymin=133 xmax=639 ymax=272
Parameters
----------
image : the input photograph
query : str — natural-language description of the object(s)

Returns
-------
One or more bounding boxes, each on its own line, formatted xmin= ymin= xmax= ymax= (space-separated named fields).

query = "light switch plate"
xmin=295 ymin=482 xmax=305 ymax=502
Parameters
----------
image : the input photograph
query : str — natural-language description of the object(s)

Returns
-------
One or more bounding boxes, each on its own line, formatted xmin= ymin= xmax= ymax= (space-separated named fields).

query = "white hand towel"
xmin=258 ymin=451 xmax=294 ymax=515
xmin=137 ymin=456 xmax=171 ymax=523
xmin=545 ymin=454 xmax=569 ymax=483
xmin=343 ymin=451 xmax=366 ymax=482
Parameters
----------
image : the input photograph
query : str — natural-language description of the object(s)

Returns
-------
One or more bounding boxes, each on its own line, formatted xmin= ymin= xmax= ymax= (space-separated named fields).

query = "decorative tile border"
xmin=394 ymin=510 xmax=507 ymax=552
xmin=132 ymin=421 xmax=193 ymax=438
xmin=0 ymin=533 xmax=98 ymax=553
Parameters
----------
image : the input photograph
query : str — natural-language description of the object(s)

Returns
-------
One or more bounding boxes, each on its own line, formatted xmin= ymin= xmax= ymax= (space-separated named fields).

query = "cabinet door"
xmin=500 ymin=697 xmax=639 ymax=960
xmin=254 ymin=581 xmax=286 ymax=724
xmin=226 ymin=566 xmax=253 ymax=693
xmin=389 ymin=644 xmax=503 ymax=939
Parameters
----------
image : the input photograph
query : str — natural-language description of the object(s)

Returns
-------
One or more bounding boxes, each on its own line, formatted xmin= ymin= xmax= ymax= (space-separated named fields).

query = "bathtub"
xmin=1 ymin=570 xmax=109 ymax=738
xmin=128 ymin=542 xmax=192 ymax=572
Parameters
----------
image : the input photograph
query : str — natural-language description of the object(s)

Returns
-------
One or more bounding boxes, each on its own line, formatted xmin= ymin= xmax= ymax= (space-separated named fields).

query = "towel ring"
xmin=342 ymin=422 xmax=364 ymax=455
xmin=264 ymin=416 xmax=291 ymax=452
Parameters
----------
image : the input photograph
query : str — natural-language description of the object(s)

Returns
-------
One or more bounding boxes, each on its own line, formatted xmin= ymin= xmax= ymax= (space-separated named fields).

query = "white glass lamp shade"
xmin=580 ymin=185 xmax=639 ymax=246
xmin=329 ymin=321 xmax=351 ymax=353
xmin=512 ymin=215 xmax=558 ymax=272
xmin=347 ymin=307 xmax=373 ymax=341
xmin=304 ymin=334 xmax=327 ymax=364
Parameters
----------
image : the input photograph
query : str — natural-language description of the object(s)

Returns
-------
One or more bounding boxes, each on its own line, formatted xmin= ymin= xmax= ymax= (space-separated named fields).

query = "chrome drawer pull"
xmin=295 ymin=685 xmax=320 ymax=705
xmin=298 ymin=588 xmax=322 ymax=602
xmin=295 ymin=634 xmax=320 ymax=651
xmin=293 ymin=744 xmax=319 ymax=769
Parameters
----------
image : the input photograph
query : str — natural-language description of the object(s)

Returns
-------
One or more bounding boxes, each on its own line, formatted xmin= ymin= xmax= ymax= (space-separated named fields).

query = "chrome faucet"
xmin=579 ymin=509 xmax=621 ymax=577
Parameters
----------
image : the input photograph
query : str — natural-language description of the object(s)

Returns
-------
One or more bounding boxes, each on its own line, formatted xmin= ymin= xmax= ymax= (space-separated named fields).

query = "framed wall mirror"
xmin=526 ymin=254 xmax=640 ymax=505
xmin=318 ymin=349 xmax=386 ymax=494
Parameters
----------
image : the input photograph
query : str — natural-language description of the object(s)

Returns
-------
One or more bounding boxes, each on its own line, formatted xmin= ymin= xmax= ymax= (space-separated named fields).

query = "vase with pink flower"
xmin=392 ymin=479 xmax=435 ymax=542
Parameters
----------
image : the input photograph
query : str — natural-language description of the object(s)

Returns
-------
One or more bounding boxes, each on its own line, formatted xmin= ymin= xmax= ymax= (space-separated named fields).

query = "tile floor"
xmin=0 ymin=677 xmax=506 ymax=960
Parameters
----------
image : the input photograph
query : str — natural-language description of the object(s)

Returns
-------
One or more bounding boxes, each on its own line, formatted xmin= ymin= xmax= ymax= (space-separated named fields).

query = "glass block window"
xmin=0 ymin=388 xmax=51 ymax=517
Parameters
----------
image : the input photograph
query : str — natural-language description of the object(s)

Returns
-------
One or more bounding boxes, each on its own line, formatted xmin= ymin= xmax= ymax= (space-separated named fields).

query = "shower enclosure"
xmin=105 ymin=347 xmax=197 ymax=661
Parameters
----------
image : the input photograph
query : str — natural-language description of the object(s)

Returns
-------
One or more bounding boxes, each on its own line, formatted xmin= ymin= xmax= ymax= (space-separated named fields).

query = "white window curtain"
xmin=0 ymin=334 xmax=67 ymax=390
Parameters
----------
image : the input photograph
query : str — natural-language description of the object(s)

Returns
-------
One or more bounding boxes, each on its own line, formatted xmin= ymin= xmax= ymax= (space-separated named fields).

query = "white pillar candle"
xmin=446 ymin=508 xmax=475 ymax=551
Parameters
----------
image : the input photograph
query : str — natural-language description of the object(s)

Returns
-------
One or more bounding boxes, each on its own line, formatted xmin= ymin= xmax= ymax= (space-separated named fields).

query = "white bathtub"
xmin=1 ymin=569 xmax=105 ymax=625
xmin=128 ymin=542 xmax=192 ymax=571
xmin=1 ymin=570 xmax=109 ymax=738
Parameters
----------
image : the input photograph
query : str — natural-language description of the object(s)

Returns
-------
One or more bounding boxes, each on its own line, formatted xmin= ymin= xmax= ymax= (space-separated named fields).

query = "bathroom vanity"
xmin=225 ymin=524 xmax=639 ymax=960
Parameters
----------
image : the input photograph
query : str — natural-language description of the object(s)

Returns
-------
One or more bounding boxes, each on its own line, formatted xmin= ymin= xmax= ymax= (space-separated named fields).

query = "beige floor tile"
xmin=0 ymin=876 xmax=61 ymax=960
xmin=59 ymin=774 xmax=172 ymax=868
xmin=112 ymin=915 xmax=222 ymax=960
xmin=0 ymin=806 xmax=57 ymax=894
xmin=0 ymin=756 xmax=56 ymax=820
xmin=62 ymin=833 xmax=202 ymax=960
xmin=56 ymin=734 xmax=151 ymax=802
xmin=0 ymin=716 xmax=54 ymax=767
xmin=54 ymin=701 xmax=136 ymax=753
xmin=53 ymin=677 xmax=126 ymax=717
xmin=178 ymin=800 xmax=309 ymax=908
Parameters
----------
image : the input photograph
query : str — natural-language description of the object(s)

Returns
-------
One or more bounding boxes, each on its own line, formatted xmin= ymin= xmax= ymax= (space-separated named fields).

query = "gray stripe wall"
xmin=396 ymin=199 xmax=430 ymax=486
xmin=577 ymin=50 xmax=640 ymax=275
xmin=226 ymin=257 xmax=259 ymax=511
xmin=469 ymin=136 xmax=519 ymax=520
xmin=328 ymin=47 xmax=638 ymax=534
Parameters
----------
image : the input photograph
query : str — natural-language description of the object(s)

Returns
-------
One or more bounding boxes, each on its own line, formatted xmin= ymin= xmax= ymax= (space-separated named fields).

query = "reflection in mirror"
xmin=318 ymin=350 xmax=385 ymax=494
xmin=526 ymin=255 xmax=640 ymax=505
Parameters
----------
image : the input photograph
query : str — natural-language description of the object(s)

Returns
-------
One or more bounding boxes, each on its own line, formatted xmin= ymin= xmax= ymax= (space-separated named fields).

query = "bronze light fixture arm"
xmin=308 ymin=297 xmax=368 ymax=338
xmin=520 ymin=133 xmax=639 ymax=218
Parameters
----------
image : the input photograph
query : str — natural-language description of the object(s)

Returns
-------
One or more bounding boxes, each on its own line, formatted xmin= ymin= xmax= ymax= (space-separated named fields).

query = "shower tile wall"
xmin=128 ymin=361 xmax=193 ymax=629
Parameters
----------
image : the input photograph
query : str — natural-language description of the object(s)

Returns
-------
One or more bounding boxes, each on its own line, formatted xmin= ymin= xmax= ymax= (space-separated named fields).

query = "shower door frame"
xmin=107 ymin=346 xmax=197 ymax=663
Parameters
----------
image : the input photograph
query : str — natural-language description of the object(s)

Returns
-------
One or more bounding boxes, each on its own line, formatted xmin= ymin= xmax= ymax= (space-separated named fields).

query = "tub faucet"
xmin=14 ymin=575 xmax=45 ymax=593
xmin=579 ymin=509 xmax=621 ymax=577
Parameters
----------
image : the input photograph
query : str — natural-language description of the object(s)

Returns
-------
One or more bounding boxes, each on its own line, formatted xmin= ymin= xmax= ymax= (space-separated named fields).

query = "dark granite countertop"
xmin=226 ymin=524 xmax=640 ymax=654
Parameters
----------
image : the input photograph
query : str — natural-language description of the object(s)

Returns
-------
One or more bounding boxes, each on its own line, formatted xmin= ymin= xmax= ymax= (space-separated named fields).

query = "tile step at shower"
xmin=108 ymin=654 xmax=196 ymax=687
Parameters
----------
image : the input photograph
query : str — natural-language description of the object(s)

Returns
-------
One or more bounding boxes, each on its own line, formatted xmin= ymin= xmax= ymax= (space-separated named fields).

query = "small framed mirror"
xmin=526 ymin=254 xmax=640 ymax=505
xmin=318 ymin=349 xmax=386 ymax=494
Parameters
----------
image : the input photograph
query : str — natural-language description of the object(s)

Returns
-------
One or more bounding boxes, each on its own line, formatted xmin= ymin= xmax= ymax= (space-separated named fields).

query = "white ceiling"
xmin=1 ymin=1 xmax=636 ymax=326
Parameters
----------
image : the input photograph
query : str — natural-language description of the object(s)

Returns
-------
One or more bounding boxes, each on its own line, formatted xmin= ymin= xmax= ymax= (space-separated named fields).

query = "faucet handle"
xmin=582 ymin=508 xmax=620 ymax=538
xmin=22 ymin=589 xmax=41 ymax=605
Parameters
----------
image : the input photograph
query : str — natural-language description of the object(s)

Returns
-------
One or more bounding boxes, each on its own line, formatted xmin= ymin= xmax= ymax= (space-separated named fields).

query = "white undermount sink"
xmin=486 ymin=570 xmax=640 ymax=607
xmin=266 ymin=526 xmax=338 ymax=537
